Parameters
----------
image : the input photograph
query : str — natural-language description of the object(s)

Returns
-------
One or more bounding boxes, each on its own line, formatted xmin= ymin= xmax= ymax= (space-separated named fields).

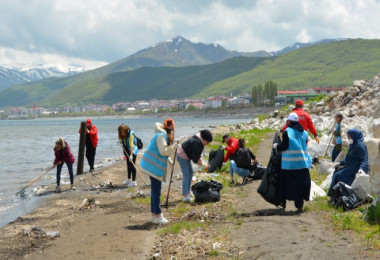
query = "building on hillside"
xmin=8 ymin=107 xmax=28 ymax=117
xmin=227 ymin=95 xmax=251 ymax=107
xmin=186 ymin=102 xmax=205 ymax=110
xmin=276 ymin=90 xmax=318 ymax=106
xmin=205 ymin=97 xmax=223 ymax=108
xmin=307 ymin=87 xmax=347 ymax=94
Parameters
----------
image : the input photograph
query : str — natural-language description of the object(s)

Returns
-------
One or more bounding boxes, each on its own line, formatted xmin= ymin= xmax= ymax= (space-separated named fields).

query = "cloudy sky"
xmin=0 ymin=0 xmax=379 ymax=67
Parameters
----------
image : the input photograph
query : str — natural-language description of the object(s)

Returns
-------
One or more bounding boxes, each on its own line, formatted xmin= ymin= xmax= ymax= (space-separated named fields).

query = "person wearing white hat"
xmin=273 ymin=112 xmax=312 ymax=212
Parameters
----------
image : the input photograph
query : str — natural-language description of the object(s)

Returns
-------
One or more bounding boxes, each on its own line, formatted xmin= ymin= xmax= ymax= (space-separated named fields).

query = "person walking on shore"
xmin=331 ymin=113 xmax=343 ymax=162
xmin=177 ymin=129 xmax=213 ymax=202
xmin=53 ymin=137 xmax=76 ymax=191
xmin=280 ymin=100 xmax=320 ymax=144
xmin=82 ymin=119 xmax=98 ymax=173
xmin=140 ymin=119 xmax=176 ymax=224
xmin=273 ymin=112 xmax=312 ymax=212
xmin=221 ymin=134 xmax=239 ymax=184
xmin=118 ymin=124 xmax=139 ymax=187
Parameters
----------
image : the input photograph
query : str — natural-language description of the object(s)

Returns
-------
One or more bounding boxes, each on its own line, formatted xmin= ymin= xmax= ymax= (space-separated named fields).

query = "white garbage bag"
xmin=310 ymin=181 xmax=327 ymax=200
xmin=320 ymin=173 xmax=333 ymax=190
xmin=351 ymin=172 xmax=371 ymax=201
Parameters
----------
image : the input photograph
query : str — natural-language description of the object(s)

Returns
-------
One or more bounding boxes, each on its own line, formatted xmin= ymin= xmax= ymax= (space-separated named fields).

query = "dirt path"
xmin=225 ymin=133 xmax=364 ymax=259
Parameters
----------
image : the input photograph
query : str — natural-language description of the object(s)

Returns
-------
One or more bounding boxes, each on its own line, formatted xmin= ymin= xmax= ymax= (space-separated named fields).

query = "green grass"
xmin=309 ymin=165 xmax=327 ymax=186
xmin=159 ymin=221 xmax=206 ymax=235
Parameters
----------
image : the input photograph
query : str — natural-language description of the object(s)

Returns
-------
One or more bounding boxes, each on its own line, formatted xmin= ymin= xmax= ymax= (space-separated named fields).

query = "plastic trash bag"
xmin=208 ymin=146 xmax=224 ymax=173
xmin=257 ymin=132 xmax=282 ymax=206
xmin=331 ymin=182 xmax=361 ymax=210
xmin=250 ymin=163 xmax=266 ymax=180
xmin=191 ymin=180 xmax=223 ymax=203
xmin=351 ymin=171 xmax=371 ymax=201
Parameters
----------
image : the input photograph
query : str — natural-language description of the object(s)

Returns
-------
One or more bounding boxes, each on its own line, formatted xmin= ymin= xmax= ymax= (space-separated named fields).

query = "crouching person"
xmin=328 ymin=128 xmax=369 ymax=198
xmin=140 ymin=119 xmax=176 ymax=224
xmin=273 ymin=113 xmax=312 ymax=212
xmin=230 ymin=138 xmax=258 ymax=184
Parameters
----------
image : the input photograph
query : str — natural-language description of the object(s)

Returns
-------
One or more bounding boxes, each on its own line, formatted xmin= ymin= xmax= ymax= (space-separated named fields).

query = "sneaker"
xmin=229 ymin=179 xmax=234 ymax=185
xmin=122 ymin=179 xmax=131 ymax=185
xmin=70 ymin=185 xmax=76 ymax=190
xmin=154 ymin=214 xmax=169 ymax=225
xmin=242 ymin=177 xmax=249 ymax=184
xmin=149 ymin=215 xmax=155 ymax=223
xmin=127 ymin=181 xmax=137 ymax=187
xmin=182 ymin=196 xmax=190 ymax=203
xmin=55 ymin=186 xmax=60 ymax=192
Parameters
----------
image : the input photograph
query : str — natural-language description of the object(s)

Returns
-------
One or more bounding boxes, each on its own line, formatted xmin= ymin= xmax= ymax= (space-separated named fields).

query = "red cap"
xmin=86 ymin=119 xmax=92 ymax=125
xmin=295 ymin=100 xmax=303 ymax=106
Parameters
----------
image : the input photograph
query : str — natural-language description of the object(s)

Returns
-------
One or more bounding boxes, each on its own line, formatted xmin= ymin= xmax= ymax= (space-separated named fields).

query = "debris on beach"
xmin=20 ymin=226 xmax=59 ymax=239
xmin=129 ymin=190 xmax=149 ymax=199
xmin=78 ymin=196 xmax=99 ymax=210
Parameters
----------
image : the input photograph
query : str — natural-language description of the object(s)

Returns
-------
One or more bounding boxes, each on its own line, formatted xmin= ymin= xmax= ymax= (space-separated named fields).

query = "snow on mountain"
xmin=0 ymin=64 xmax=95 ymax=90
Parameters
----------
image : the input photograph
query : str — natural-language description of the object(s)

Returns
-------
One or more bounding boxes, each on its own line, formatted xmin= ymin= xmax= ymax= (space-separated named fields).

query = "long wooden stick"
xmin=324 ymin=133 xmax=334 ymax=157
xmin=16 ymin=166 xmax=54 ymax=195
xmin=165 ymin=147 xmax=178 ymax=207
xmin=120 ymin=144 xmax=148 ymax=185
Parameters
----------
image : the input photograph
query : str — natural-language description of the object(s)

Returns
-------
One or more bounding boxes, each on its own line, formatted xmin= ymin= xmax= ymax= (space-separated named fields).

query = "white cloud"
xmin=0 ymin=0 xmax=379 ymax=66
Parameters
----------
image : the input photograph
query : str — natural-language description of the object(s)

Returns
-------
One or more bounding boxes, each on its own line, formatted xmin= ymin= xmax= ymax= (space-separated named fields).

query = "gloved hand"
xmin=172 ymin=143 xmax=179 ymax=150
xmin=222 ymin=162 xmax=226 ymax=167
xmin=272 ymin=143 xmax=278 ymax=150
xmin=358 ymin=169 xmax=365 ymax=175
xmin=221 ymin=145 xmax=226 ymax=150
xmin=315 ymin=136 xmax=320 ymax=144
xmin=168 ymin=157 xmax=174 ymax=165
xmin=129 ymin=154 xmax=133 ymax=161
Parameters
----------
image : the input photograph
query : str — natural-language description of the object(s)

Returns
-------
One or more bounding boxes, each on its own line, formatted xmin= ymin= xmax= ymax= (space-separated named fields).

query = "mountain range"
xmin=0 ymin=37 xmax=379 ymax=108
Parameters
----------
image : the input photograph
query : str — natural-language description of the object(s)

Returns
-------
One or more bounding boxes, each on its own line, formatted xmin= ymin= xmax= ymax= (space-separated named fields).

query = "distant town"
xmin=0 ymin=87 xmax=346 ymax=119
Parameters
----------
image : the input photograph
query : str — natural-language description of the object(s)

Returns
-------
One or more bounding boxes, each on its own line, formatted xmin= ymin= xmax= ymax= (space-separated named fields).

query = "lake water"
xmin=0 ymin=116 xmax=250 ymax=227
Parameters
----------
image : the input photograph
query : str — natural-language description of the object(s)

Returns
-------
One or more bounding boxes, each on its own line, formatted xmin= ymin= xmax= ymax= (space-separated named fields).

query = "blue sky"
xmin=0 ymin=0 xmax=379 ymax=67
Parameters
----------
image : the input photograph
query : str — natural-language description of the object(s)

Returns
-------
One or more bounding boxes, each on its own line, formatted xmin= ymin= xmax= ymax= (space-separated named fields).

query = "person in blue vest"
xmin=273 ymin=112 xmax=312 ymax=212
xmin=331 ymin=113 xmax=343 ymax=162
xmin=118 ymin=124 xmax=139 ymax=187
xmin=140 ymin=118 xmax=176 ymax=225
xmin=328 ymin=128 xmax=369 ymax=197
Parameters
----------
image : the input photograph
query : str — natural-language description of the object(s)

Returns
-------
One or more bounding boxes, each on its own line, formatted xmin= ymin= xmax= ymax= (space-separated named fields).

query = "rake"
xmin=16 ymin=166 xmax=54 ymax=197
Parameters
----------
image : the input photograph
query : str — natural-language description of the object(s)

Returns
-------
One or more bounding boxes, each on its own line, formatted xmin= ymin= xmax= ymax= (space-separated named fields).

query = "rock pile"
xmin=237 ymin=73 xmax=380 ymax=199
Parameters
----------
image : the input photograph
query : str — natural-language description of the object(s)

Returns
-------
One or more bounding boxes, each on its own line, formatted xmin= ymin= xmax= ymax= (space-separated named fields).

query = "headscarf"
xmin=347 ymin=128 xmax=364 ymax=152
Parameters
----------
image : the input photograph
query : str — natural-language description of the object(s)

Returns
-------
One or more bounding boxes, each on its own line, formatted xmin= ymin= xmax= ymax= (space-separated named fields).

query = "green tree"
xmin=257 ymin=84 xmax=263 ymax=106
xmin=251 ymin=85 xmax=258 ymax=106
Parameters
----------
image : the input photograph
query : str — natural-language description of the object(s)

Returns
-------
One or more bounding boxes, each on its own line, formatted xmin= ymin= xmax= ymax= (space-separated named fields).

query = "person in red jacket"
xmin=222 ymin=134 xmax=240 ymax=183
xmin=84 ymin=118 xmax=98 ymax=173
xmin=53 ymin=137 xmax=76 ymax=191
xmin=280 ymin=100 xmax=320 ymax=144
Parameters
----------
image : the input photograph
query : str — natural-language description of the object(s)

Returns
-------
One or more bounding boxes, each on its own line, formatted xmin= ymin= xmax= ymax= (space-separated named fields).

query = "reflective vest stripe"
xmin=141 ymin=155 xmax=166 ymax=172
xmin=146 ymin=150 xmax=167 ymax=164
xmin=281 ymin=128 xmax=311 ymax=170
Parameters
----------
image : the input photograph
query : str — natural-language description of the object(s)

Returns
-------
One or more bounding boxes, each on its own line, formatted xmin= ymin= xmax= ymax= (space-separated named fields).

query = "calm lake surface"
xmin=0 ymin=116 xmax=250 ymax=227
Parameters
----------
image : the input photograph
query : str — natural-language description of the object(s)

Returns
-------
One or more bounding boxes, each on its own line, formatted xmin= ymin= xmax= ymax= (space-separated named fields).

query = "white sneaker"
xmin=149 ymin=215 xmax=155 ymax=223
xmin=182 ymin=196 xmax=190 ymax=203
xmin=127 ymin=181 xmax=137 ymax=187
xmin=154 ymin=214 xmax=169 ymax=225
xmin=122 ymin=179 xmax=131 ymax=185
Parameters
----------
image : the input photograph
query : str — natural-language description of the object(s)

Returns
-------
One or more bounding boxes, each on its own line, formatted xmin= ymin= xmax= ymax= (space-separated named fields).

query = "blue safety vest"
xmin=336 ymin=123 xmax=342 ymax=144
xmin=281 ymin=127 xmax=312 ymax=170
xmin=121 ymin=130 xmax=138 ymax=155
xmin=140 ymin=132 xmax=168 ymax=178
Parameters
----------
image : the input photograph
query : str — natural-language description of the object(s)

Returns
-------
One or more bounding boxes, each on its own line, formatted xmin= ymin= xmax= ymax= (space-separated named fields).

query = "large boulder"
xmin=371 ymin=119 xmax=380 ymax=138
xmin=318 ymin=159 xmax=335 ymax=175
xmin=308 ymin=140 xmax=333 ymax=157
xmin=364 ymin=138 xmax=380 ymax=164
xmin=370 ymin=142 xmax=380 ymax=198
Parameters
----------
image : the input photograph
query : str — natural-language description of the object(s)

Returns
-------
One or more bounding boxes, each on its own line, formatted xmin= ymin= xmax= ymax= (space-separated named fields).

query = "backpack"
xmin=133 ymin=134 xmax=143 ymax=149
xmin=235 ymin=147 xmax=251 ymax=169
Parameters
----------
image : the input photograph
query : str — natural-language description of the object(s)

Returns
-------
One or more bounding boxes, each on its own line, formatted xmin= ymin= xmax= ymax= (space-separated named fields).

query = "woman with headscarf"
xmin=140 ymin=118 xmax=176 ymax=224
xmin=328 ymin=128 xmax=369 ymax=196
xmin=273 ymin=112 xmax=312 ymax=212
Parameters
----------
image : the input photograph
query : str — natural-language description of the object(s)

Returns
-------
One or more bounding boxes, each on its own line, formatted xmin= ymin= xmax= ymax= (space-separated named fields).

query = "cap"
xmin=163 ymin=118 xmax=175 ymax=130
xmin=222 ymin=134 xmax=229 ymax=143
xmin=295 ymin=99 xmax=303 ymax=106
xmin=286 ymin=112 xmax=299 ymax=122
xmin=200 ymin=129 xmax=213 ymax=142
xmin=86 ymin=119 xmax=92 ymax=125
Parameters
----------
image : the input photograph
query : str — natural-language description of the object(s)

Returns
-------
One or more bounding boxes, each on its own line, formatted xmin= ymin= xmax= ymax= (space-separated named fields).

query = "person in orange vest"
xmin=280 ymin=100 xmax=320 ymax=144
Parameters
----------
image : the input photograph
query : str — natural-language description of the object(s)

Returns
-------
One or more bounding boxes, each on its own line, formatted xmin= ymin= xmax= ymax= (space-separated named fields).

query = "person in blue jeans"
xmin=230 ymin=138 xmax=258 ymax=184
xmin=177 ymin=130 xmax=213 ymax=202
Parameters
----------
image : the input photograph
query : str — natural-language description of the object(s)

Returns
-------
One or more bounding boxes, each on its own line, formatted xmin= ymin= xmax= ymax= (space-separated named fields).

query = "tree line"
xmin=251 ymin=81 xmax=278 ymax=106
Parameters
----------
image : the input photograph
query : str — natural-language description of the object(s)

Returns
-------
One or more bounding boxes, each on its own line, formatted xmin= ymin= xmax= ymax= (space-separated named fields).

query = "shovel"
xmin=16 ymin=166 xmax=55 ymax=197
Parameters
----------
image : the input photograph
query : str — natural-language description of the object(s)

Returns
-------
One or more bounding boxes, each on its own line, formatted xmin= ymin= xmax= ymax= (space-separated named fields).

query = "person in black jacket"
xmin=177 ymin=130 xmax=213 ymax=202
xmin=230 ymin=138 xmax=258 ymax=184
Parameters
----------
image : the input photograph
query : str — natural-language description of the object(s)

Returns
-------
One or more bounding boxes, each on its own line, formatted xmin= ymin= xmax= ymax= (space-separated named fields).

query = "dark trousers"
xmin=331 ymin=144 xmax=342 ymax=162
xmin=86 ymin=144 xmax=96 ymax=170
xmin=278 ymin=169 xmax=311 ymax=209
xmin=127 ymin=154 xmax=137 ymax=181
xmin=150 ymin=176 xmax=162 ymax=215
xmin=57 ymin=162 xmax=74 ymax=185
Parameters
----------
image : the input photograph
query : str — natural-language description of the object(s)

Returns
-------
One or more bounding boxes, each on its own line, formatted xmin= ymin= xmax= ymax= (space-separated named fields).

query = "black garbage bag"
xmin=257 ymin=132 xmax=282 ymax=206
xmin=208 ymin=146 xmax=224 ymax=173
xmin=331 ymin=181 xmax=361 ymax=210
xmin=249 ymin=163 xmax=266 ymax=180
xmin=192 ymin=180 xmax=223 ymax=203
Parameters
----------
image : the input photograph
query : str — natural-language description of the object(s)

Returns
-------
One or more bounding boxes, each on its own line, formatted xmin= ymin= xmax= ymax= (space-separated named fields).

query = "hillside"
xmin=1 ymin=39 xmax=379 ymax=107
xmin=195 ymin=39 xmax=380 ymax=97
